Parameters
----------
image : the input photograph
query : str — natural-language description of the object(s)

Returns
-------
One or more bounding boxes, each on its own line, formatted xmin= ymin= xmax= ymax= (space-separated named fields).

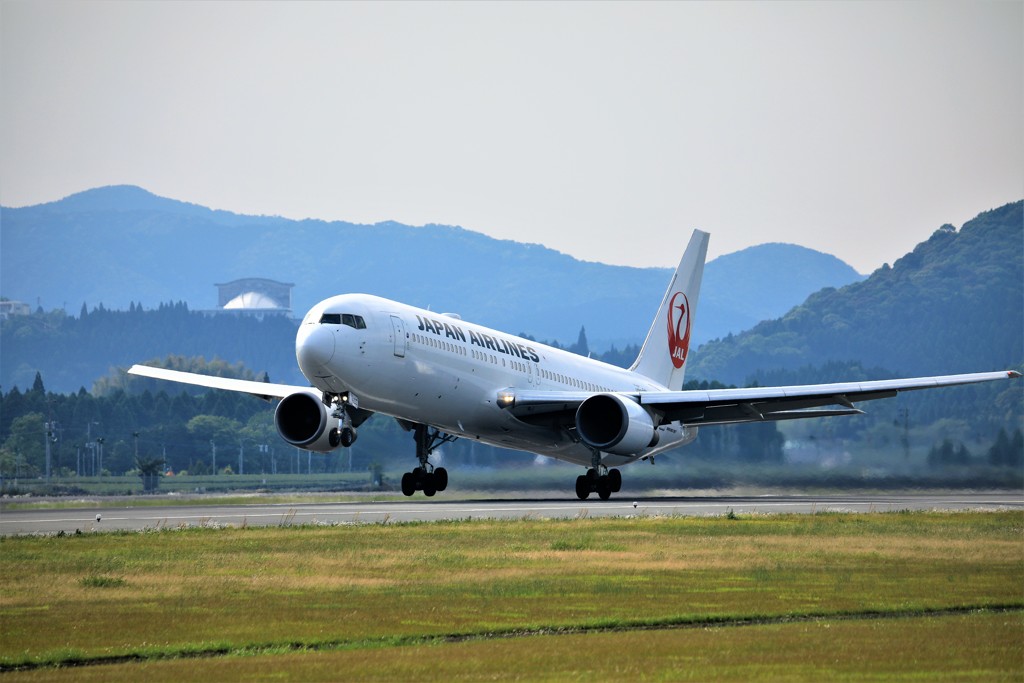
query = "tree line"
xmin=7 ymin=362 xmax=1017 ymax=490
xmin=2 ymin=317 xmax=1019 ymax=486
xmin=0 ymin=364 xmax=792 ymax=486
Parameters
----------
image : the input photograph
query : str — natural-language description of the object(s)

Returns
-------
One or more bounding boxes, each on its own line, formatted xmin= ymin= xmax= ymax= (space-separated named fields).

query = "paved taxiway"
xmin=1 ymin=493 xmax=1020 ymax=535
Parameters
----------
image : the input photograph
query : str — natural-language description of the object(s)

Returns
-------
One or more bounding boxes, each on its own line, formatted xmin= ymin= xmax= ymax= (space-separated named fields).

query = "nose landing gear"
xmin=327 ymin=392 xmax=364 ymax=449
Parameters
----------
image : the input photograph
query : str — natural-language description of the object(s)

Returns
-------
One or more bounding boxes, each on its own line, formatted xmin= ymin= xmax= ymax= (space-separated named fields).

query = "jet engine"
xmin=274 ymin=391 xmax=342 ymax=452
xmin=575 ymin=393 xmax=660 ymax=456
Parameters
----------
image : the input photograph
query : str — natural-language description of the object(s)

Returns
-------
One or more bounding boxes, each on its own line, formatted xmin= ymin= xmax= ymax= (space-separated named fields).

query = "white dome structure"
xmin=213 ymin=278 xmax=294 ymax=318
xmin=223 ymin=291 xmax=280 ymax=310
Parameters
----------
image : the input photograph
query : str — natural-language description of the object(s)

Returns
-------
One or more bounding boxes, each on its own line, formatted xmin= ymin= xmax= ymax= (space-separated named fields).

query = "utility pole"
xmin=259 ymin=444 xmax=274 ymax=474
xmin=210 ymin=440 xmax=217 ymax=474
xmin=899 ymin=408 xmax=910 ymax=460
xmin=86 ymin=421 xmax=100 ymax=476
xmin=43 ymin=420 xmax=62 ymax=480
xmin=238 ymin=439 xmax=244 ymax=476
xmin=96 ymin=438 xmax=105 ymax=476
xmin=43 ymin=422 xmax=54 ymax=480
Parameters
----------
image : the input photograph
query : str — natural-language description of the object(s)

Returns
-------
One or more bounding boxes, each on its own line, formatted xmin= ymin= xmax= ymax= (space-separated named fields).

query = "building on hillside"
xmin=209 ymin=278 xmax=294 ymax=319
xmin=0 ymin=299 xmax=31 ymax=320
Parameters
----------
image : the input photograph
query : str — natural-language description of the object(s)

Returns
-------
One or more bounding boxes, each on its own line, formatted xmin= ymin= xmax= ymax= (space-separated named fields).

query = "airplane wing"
xmin=127 ymin=364 xmax=314 ymax=402
xmin=504 ymin=370 xmax=1021 ymax=427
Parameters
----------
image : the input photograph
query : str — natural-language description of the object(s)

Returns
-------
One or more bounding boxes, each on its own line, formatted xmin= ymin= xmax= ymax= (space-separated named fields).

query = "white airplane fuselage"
xmin=295 ymin=293 xmax=695 ymax=467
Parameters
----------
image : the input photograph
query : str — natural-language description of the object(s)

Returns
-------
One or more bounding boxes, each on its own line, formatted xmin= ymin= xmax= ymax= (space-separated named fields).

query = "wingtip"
xmin=1009 ymin=371 xmax=1022 ymax=379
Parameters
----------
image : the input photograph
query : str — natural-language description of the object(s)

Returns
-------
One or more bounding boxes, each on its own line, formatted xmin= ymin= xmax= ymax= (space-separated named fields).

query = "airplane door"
xmin=390 ymin=315 xmax=406 ymax=358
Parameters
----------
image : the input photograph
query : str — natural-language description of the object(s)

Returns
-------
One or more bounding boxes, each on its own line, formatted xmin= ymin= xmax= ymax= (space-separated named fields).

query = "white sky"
xmin=2 ymin=1 xmax=1021 ymax=273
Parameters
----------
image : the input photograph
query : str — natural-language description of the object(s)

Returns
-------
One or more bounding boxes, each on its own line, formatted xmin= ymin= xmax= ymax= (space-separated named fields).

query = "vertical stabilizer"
xmin=630 ymin=229 xmax=709 ymax=390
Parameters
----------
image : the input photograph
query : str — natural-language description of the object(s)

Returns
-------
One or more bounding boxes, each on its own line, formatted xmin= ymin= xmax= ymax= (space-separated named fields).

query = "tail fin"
xmin=630 ymin=229 xmax=709 ymax=390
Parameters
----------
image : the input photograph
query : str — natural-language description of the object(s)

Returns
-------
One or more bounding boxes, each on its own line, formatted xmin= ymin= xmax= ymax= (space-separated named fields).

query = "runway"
xmin=1 ymin=493 xmax=1020 ymax=535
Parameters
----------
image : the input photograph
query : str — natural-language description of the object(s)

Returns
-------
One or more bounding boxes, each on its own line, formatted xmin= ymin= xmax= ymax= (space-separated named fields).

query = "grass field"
xmin=1 ymin=511 xmax=1021 ymax=680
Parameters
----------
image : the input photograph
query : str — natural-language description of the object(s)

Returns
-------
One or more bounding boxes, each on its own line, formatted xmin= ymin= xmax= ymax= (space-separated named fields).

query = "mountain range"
xmin=1 ymin=186 xmax=863 ymax=351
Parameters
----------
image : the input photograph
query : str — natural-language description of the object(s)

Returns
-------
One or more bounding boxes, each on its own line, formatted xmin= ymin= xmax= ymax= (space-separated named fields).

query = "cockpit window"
xmin=343 ymin=314 xmax=366 ymax=329
xmin=320 ymin=313 xmax=366 ymax=329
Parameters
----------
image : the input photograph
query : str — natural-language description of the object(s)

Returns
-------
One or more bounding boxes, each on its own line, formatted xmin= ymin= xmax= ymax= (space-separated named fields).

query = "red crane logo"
xmin=667 ymin=291 xmax=690 ymax=369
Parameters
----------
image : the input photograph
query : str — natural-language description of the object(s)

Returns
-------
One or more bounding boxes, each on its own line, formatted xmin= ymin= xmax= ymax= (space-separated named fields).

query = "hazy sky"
xmin=2 ymin=1 xmax=1021 ymax=273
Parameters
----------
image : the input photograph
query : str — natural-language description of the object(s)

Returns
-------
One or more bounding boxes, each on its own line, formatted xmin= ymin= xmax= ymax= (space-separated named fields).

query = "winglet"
xmin=630 ymin=230 xmax=710 ymax=390
xmin=1009 ymin=371 xmax=1021 ymax=379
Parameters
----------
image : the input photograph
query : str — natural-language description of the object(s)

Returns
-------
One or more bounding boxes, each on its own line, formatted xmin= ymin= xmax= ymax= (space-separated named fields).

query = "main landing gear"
xmin=575 ymin=450 xmax=622 ymax=500
xmin=401 ymin=424 xmax=455 ymax=497
xmin=575 ymin=467 xmax=622 ymax=500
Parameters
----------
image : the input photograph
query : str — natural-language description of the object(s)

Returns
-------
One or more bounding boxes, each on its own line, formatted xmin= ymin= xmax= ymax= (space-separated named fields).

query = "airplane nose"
xmin=296 ymin=324 xmax=336 ymax=375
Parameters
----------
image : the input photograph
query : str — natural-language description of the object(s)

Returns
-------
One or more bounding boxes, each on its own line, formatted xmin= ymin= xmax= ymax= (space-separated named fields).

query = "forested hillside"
xmin=1 ymin=303 xmax=305 ymax=393
xmin=701 ymin=243 xmax=862 ymax=336
xmin=690 ymin=201 xmax=1023 ymax=385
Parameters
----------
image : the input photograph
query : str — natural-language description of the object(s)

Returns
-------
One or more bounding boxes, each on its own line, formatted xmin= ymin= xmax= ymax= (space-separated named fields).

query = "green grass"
xmin=77 ymin=575 xmax=128 ymax=589
xmin=5 ymin=612 xmax=1016 ymax=682
xmin=1 ymin=511 xmax=1021 ymax=679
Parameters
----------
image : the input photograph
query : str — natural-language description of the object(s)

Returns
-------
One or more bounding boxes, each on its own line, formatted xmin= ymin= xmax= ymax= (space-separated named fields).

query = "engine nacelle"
xmin=274 ymin=391 xmax=342 ymax=452
xmin=575 ymin=393 xmax=659 ymax=456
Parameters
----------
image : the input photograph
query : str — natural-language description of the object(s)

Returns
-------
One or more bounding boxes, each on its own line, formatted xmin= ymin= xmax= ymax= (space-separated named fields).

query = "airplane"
xmin=129 ymin=230 xmax=1020 ymax=499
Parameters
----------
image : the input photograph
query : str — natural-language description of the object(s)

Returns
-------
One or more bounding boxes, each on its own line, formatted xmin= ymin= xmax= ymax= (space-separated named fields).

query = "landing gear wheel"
xmin=596 ymin=476 xmax=613 ymax=500
xmin=340 ymin=427 xmax=356 ymax=447
xmin=401 ymin=472 xmax=416 ymax=497
xmin=405 ymin=424 xmax=459 ymax=497
xmin=608 ymin=468 xmax=622 ymax=493
xmin=575 ymin=475 xmax=591 ymax=500
xmin=329 ymin=428 xmax=342 ymax=448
